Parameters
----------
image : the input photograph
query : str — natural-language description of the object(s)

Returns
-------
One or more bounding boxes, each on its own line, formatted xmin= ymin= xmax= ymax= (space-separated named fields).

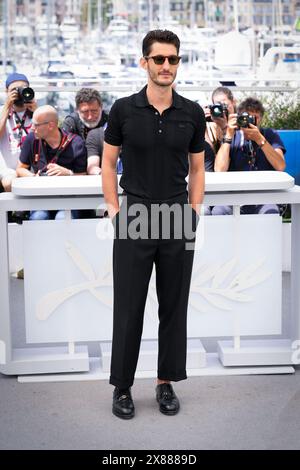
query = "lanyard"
xmin=12 ymin=110 xmax=31 ymax=144
xmin=14 ymin=109 xmax=31 ymax=133
xmin=33 ymin=131 xmax=75 ymax=173
xmin=240 ymin=131 xmax=258 ymax=171
xmin=247 ymin=141 xmax=257 ymax=171
xmin=82 ymin=125 xmax=89 ymax=140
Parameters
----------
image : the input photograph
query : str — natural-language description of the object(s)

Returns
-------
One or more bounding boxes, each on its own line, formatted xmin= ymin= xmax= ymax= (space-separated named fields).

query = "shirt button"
xmin=155 ymin=112 xmax=159 ymax=115
xmin=159 ymin=129 xmax=162 ymax=133
xmin=159 ymin=121 xmax=162 ymax=124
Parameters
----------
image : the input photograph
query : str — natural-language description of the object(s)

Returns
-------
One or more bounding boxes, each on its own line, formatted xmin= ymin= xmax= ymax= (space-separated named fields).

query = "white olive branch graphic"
xmin=189 ymin=256 xmax=272 ymax=312
xmin=36 ymin=241 xmax=272 ymax=322
xmin=228 ymin=257 xmax=267 ymax=290
xmin=36 ymin=242 xmax=113 ymax=321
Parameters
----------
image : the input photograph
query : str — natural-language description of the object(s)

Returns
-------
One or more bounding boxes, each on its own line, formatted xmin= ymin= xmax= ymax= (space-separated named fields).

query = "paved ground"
xmin=1 ymin=275 xmax=299 ymax=450
xmin=1 ymin=372 xmax=300 ymax=450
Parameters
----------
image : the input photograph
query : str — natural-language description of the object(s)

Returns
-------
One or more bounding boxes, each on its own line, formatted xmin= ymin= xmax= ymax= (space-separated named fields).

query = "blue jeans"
xmin=29 ymin=210 xmax=79 ymax=220
xmin=211 ymin=205 xmax=280 ymax=215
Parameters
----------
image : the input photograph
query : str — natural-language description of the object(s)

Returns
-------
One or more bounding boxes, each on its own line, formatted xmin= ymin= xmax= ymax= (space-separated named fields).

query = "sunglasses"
xmin=144 ymin=55 xmax=181 ymax=65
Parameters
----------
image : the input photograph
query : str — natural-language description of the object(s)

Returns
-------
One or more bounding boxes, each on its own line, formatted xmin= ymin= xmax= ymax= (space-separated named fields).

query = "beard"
xmin=148 ymin=69 xmax=176 ymax=87
xmin=79 ymin=114 xmax=101 ymax=129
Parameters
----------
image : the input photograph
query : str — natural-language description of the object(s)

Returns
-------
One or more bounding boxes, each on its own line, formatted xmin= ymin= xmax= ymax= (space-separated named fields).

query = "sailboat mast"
xmin=3 ymin=0 xmax=9 ymax=75
xmin=148 ymin=0 xmax=153 ymax=31
xmin=98 ymin=0 xmax=102 ymax=34
xmin=232 ymin=0 xmax=239 ymax=32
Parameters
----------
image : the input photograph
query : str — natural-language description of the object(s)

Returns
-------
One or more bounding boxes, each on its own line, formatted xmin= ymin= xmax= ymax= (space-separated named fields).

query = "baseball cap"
xmin=5 ymin=72 xmax=29 ymax=89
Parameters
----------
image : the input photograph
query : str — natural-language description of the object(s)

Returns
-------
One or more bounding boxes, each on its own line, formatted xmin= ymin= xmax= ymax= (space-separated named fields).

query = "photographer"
xmin=16 ymin=105 xmax=87 ymax=220
xmin=63 ymin=88 xmax=108 ymax=217
xmin=203 ymin=86 xmax=237 ymax=166
xmin=213 ymin=97 xmax=286 ymax=215
xmin=63 ymin=88 xmax=107 ymax=142
xmin=204 ymin=86 xmax=236 ymax=155
xmin=202 ymin=87 xmax=236 ymax=215
xmin=0 ymin=72 xmax=37 ymax=192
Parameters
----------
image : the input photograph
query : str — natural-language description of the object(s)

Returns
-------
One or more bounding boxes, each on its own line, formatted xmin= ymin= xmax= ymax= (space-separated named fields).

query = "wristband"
xmin=222 ymin=137 xmax=232 ymax=144
xmin=258 ymin=139 xmax=266 ymax=148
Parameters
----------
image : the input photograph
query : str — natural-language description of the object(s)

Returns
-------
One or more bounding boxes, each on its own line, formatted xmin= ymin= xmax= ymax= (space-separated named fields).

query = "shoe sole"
xmin=158 ymin=407 xmax=180 ymax=416
xmin=112 ymin=408 xmax=135 ymax=420
xmin=157 ymin=398 xmax=180 ymax=415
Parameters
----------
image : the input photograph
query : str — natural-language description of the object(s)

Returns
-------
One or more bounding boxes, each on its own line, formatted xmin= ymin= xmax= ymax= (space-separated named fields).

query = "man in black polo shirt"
xmin=102 ymin=30 xmax=206 ymax=420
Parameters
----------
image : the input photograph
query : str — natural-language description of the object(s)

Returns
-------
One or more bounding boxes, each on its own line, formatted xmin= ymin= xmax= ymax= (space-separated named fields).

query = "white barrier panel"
xmin=8 ymin=223 xmax=23 ymax=274
xmin=23 ymin=214 xmax=281 ymax=344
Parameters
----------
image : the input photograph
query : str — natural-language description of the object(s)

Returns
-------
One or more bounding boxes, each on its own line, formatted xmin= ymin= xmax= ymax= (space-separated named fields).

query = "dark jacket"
xmin=62 ymin=110 xmax=108 ymax=141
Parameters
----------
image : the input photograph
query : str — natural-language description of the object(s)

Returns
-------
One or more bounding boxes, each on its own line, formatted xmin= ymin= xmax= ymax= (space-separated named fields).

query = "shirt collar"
xmin=134 ymin=85 xmax=183 ymax=109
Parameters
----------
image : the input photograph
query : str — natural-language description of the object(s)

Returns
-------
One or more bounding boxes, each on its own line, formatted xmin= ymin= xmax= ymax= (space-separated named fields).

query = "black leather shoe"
xmin=112 ymin=387 xmax=135 ymax=420
xmin=156 ymin=383 xmax=180 ymax=415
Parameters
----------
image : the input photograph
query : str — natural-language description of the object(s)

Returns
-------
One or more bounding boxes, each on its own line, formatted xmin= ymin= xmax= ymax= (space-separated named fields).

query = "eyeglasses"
xmin=144 ymin=55 xmax=181 ymax=65
xmin=32 ymin=121 xmax=49 ymax=127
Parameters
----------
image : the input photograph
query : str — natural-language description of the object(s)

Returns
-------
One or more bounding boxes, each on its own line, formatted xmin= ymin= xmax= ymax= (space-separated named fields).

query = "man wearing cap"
xmin=0 ymin=72 xmax=37 ymax=192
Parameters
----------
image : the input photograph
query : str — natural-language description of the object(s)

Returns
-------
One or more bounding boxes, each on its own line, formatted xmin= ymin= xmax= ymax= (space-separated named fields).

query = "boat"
xmin=105 ymin=17 xmax=131 ymax=39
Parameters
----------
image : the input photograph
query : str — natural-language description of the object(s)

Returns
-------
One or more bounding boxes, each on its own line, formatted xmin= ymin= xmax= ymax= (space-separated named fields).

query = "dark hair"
xmin=212 ymin=86 xmax=234 ymax=103
xmin=75 ymin=88 xmax=102 ymax=109
xmin=142 ymin=29 xmax=180 ymax=56
xmin=237 ymin=97 xmax=265 ymax=116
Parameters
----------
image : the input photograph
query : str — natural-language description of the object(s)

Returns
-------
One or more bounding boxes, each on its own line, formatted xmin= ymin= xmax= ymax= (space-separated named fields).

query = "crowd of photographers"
xmin=0 ymin=72 xmax=286 ymax=219
xmin=0 ymin=73 xmax=109 ymax=222
xmin=203 ymin=85 xmax=286 ymax=215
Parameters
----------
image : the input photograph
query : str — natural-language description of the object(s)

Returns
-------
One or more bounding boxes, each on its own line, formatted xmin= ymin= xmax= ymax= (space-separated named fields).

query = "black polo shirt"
xmin=104 ymin=86 xmax=205 ymax=200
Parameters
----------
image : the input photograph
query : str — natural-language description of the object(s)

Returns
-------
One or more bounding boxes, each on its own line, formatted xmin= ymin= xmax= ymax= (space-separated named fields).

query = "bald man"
xmin=17 ymin=105 xmax=87 ymax=220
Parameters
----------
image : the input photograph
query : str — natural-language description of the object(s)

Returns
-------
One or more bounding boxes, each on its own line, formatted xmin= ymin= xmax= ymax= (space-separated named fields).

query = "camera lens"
xmin=21 ymin=87 xmax=35 ymax=103
xmin=210 ymin=103 xmax=223 ymax=118
xmin=209 ymin=102 xmax=228 ymax=119
xmin=237 ymin=112 xmax=249 ymax=128
xmin=249 ymin=115 xmax=257 ymax=126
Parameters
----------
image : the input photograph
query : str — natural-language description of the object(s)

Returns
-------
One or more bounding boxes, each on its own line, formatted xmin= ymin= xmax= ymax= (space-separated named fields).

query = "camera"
xmin=38 ymin=166 xmax=48 ymax=176
xmin=14 ymin=87 xmax=35 ymax=106
xmin=236 ymin=112 xmax=257 ymax=128
xmin=207 ymin=102 xmax=228 ymax=121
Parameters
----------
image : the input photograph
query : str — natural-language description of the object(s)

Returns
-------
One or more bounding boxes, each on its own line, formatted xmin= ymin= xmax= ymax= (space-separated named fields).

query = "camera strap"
xmin=13 ymin=109 xmax=32 ymax=136
xmin=11 ymin=109 xmax=32 ymax=146
xmin=247 ymin=141 xmax=257 ymax=170
xmin=33 ymin=130 xmax=76 ymax=173
xmin=82 ymin=123 xmax=90 ymax=140
xmin=240 ymin=131 xmax=258 ymax=170
xmin=246 ymin=128 xmax=267 ymax=170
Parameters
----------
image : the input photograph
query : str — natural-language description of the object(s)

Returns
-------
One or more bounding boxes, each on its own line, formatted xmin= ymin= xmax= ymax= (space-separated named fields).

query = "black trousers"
xmin=109 ymin=193 xmax=198 ymax=389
